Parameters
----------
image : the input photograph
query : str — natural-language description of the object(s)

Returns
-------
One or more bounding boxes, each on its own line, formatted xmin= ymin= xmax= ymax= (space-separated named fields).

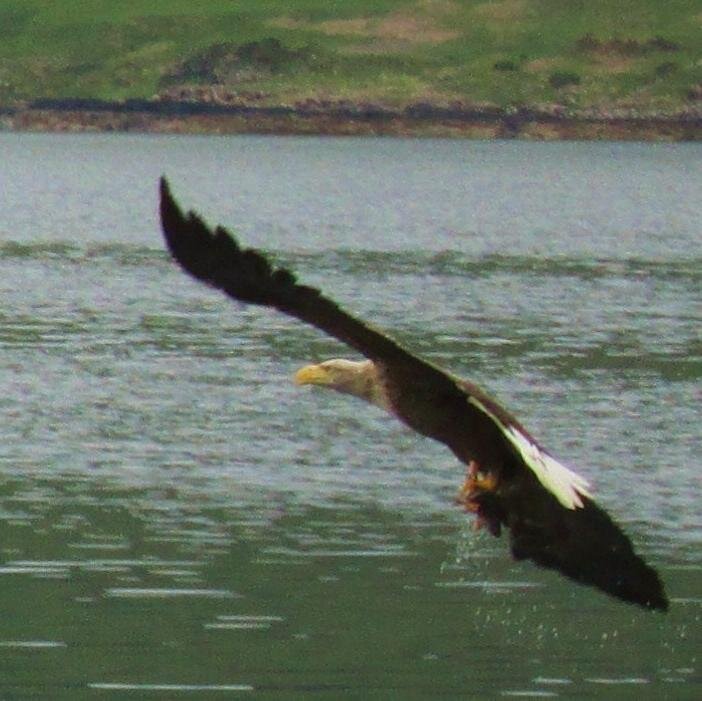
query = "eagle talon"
xmin=456 ymin=460 xmax=499 ymax=507
xmin=472 ymin=465 xmax=499 ymax=493
xmin=455 ymin=460 xmax=503 ymax=539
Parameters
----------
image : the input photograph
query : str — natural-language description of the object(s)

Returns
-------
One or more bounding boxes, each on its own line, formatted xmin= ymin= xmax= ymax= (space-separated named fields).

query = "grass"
xmin=0 ymin=0 xmax=700 ymax=112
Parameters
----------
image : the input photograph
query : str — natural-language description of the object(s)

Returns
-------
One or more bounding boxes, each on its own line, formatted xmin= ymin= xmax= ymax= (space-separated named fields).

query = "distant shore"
xmin=2 ymin=98 xmax=701 ymax=141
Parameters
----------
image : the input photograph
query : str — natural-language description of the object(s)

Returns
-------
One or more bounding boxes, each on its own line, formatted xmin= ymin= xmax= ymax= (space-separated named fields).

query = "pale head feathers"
xmin=294 ymin=359 xmax=390 ymax=411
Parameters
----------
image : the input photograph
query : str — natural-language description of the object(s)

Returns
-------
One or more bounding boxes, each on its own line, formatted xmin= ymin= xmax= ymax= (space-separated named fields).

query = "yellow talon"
xmin=455 ymin=460 xmax=499 ymax=513
xmin=455 ymin=461 xmax=503 ymax=537
xmin=473 ymin=470 xmax=498 ymax=492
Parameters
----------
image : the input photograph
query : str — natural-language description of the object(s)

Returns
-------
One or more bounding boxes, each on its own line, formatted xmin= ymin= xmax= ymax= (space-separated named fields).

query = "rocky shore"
xmin=2 ymin=96 xmax=701 ymax=141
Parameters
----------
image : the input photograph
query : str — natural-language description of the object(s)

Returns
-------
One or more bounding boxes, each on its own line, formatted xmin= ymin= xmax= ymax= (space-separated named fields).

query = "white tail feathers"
xmin=467 ymin=396 xmax=592 ymax=510
xmin=504 ymin=426 xmax=592 ymax=509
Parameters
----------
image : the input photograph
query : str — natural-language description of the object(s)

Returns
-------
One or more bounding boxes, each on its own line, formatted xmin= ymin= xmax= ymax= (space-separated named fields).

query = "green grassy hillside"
xmin=1 ymin=0 xmax=701 ymax=112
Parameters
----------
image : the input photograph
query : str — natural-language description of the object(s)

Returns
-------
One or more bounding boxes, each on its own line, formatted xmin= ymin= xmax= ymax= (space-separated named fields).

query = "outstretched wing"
xmin=159 ymin=178 xmax=668 ymax=611
xmin=161 ymin=177 xmax=414 ymax=367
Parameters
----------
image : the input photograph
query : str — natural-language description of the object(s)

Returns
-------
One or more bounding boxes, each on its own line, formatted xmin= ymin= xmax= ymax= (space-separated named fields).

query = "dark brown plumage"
xmin=159 ymin=177 xmax=668 ymax=611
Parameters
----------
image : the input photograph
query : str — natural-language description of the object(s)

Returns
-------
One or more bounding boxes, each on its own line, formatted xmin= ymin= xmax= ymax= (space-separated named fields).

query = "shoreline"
xmin=2 ymin=98 xmax=701 ymax=141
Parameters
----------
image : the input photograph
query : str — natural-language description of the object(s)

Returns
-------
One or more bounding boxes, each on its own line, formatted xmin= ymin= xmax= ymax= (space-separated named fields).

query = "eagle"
xmin=159 ymin=177 xmax=667 ymax=612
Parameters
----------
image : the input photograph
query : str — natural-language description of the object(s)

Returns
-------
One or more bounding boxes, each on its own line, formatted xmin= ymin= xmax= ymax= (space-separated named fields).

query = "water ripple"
xmin=2 ymin=239 xmax=701 ymax=284
xmin=104 ymin=588 xmax=238 ymax=599
xmin=89 ymin=683 xmax=253 ymax=692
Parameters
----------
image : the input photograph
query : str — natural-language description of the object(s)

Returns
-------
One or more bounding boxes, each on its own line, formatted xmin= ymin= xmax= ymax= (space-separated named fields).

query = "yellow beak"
xmin=294 ymin=364 xmax=332 ymax=386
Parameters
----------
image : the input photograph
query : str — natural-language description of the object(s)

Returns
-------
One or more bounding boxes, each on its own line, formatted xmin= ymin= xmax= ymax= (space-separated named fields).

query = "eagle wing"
xmin=160 ymin=178 xmax=412 ymax=366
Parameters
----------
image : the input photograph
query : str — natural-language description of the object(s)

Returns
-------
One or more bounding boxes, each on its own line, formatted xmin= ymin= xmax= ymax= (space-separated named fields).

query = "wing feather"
xmin=160 ymin=178 xmax=412 ymax=366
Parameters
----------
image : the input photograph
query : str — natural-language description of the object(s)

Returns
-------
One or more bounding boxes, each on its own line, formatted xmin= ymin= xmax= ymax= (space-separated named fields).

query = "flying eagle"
xmin=159 ymin=177 xmax=667 ymax=612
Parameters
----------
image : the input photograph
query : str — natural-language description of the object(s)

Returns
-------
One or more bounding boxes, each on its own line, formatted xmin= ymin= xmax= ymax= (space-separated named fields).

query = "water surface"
xmin=0 ymin=134 xmax=700 ymax=698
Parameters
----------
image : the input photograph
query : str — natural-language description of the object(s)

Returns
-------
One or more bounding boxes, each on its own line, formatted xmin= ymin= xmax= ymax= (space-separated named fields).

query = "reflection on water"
xmin=0 ymin=482 xmax=699 ymax=698
xmin=0 ymin=134 xmax=700 ymax=697
xmin=89 ymin=685 xmax=255 ymax=692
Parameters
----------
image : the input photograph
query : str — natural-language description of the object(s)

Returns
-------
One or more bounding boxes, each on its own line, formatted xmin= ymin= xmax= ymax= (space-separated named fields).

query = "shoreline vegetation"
xmin=2 ymin=1 xmax=701 ymax=140
xmin=3 ymin=97 xmax=701 ymax=141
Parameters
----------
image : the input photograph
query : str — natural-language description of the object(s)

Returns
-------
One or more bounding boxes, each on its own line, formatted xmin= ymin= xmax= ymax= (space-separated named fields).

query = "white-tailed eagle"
xmin=159 ymin=178 xmax=667 ymax=611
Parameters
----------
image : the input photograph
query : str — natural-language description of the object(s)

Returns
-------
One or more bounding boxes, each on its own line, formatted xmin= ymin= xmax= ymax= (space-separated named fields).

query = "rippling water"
xmin=0 ymin=134 xmax=700 ymax=698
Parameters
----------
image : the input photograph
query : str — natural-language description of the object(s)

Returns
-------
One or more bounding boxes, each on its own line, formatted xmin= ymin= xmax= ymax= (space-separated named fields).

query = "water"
xmin=0 ymin=133 xmax=700 ymax=698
